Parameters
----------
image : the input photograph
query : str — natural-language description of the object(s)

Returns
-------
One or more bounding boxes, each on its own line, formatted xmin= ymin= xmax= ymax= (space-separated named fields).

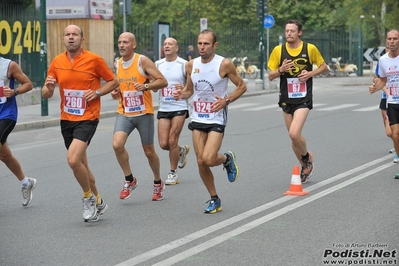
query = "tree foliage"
xmin=113 ymin=0 xmax=397 ymax=57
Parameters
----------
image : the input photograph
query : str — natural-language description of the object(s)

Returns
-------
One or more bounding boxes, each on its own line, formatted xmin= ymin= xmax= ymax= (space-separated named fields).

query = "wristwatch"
xmin=144 ymin=84 xmax=149 ymax=91
xmin=225 ymin=98 xmax=231 ymax=105
xmin=14 ymin=89 xmax=19 ymax=96
xmin=95 ymin=90 xmax=101 ymax=97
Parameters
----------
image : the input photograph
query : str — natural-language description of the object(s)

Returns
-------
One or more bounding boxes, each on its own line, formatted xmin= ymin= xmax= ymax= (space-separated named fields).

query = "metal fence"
xmin=116 ymin=23 xmax=351 ymax=69
xmin=1 ymin=4 xmax=41 ymax=87
xmin=2 ymin=3 xmax=351 ymax=86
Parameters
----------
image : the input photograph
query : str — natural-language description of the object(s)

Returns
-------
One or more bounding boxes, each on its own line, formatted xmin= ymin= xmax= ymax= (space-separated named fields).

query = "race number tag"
xmin=388 ymin=82 xmax=399 ymax=101
xmin=123 ymin=91 xmax=145 ymax=113
xmin=161 ymin=86 xmax=175 ymax=101
xmin=0 ymin=80 xmax=6 ymax=104
xmin=287 ymin=78 xmax=307 ymax=98
xmin=63 ymin=89 xmax=86 ymax=116
xmin=193 ymin=97 xmax=214 ymax=119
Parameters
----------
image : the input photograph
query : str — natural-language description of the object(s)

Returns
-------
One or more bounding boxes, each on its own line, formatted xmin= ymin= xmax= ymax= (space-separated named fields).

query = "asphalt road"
xmin=1 ymin=76 xmax=398 ymax=266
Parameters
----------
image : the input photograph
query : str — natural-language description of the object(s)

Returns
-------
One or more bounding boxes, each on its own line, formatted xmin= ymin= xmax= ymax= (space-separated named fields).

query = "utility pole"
xmin=40 ymin=0 xmax=48 ymax=116
xmin=257 ymin=0 xmax=267 ymax=88
xmin=258 ymin=0 xmax=265 ymax=81
xmin=119 ymin=0 xmax=132 ymax=32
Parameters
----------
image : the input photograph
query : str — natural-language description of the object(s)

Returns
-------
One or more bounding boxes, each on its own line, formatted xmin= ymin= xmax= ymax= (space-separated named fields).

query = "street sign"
xmin=264 ymin=14 xmax=274 ymax=29
xmin=200 ymin=18 xmax=207 ymax=32
xmin=363 ymin=46 xmax=386 ymax=62
xmin=363 ymin=48 xmax=374 ymax=62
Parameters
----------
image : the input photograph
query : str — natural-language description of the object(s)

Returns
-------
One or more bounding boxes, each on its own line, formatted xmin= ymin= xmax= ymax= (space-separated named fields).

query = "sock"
xmin=96 ymin=194 xmax=102 ymax=205
xmin=21 ymin=177 xmax=29 ymax=187
xmin=211 ymin=195 xmax=219 ymax=200
xmin=301 ymin=153 xmax=309 ymax=162
xmin=224 ymin=154 xmax=230 ymax=164
xmin=154 ymin=180 xmax=162 ymax=185
xmin=125 ymin=174 xmax=134 ymax=182
xmin=170 ymin=170 xmax=176 ymax=173
xmin=83 ymin=190 xmax=92 ymax=198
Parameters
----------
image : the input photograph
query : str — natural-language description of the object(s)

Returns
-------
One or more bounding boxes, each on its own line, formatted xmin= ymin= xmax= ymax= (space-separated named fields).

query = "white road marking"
xmin=114 ymin=155 xmax=393 ymax=266
xmin=316 ymin=103 xmax=359 ymax=111
xmin=228 ymin=103 xmax=259 ymax=109
xmin=353 ymin=105 xmax=380 ymax=111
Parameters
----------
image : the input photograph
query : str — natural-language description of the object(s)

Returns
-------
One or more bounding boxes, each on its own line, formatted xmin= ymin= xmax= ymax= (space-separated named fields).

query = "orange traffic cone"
xmin=284 ymin=165 xmax=309 ymax=196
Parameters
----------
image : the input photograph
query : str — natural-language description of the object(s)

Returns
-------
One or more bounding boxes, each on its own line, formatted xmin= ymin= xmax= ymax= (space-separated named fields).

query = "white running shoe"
xmin=22 ymin=177 xmax=37 ymax=206
xmin=83 ymin=194 xmax=98 ymax=222
xmin=165 ymin=172 xmax=180 ymax=185
xmin=178 ymin=145 xmax=190 ymax=169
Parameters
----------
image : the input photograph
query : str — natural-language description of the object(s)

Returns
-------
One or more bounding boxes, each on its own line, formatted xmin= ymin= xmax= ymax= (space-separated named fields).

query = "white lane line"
xmin=114 ymin=155 xmax=393 ymax=266
xmin=246 ymin=104 xmax=278 ymax=111
xmin=317 ymin=103 xmax=359 ymax=111
xmin=153 ymin=161 xmax=394 ymax=266
xmin=228 ymin=103 xmax=259 ymax=109
xmin=353 ymin=105 xmax=380 ymax=111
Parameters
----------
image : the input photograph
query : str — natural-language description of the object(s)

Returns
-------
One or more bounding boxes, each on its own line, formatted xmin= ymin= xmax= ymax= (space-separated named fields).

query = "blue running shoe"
xmin=394 ymin=153 xmax=399 ymax=163
xmin=223 ymin=151 xmax=239 ymax=182
xmin=204 ymin=198 xmax=222 ymax=214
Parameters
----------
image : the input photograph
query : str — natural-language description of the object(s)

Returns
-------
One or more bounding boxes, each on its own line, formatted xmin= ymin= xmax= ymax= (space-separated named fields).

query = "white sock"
xmin=21 ymin=177 xmax=29 ymax=187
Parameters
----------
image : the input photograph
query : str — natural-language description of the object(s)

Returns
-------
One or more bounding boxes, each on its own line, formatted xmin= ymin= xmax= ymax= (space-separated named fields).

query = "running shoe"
xmin=204 ymin=198 xmax=222 ymax=214
xmin=390 ymin=148 xmax=395 ymax=153
xmin=22 ymin=177 xmax=37 ymax=206
xmin=178 ymin=145 xmax=190 ymax=169
xmin=97 ymin=198 xmax=109 ymax=215
xmin=223 ymin=151 xmax=239 ymax=182
xmin=152 ymin=181 xmax=165 ymax=201
xmin=395 ymin=173 xmax=399 ymax=179
xmin=120 ymin=177 xmax=138 ymax=200
xmin=83 ymin=194 xmax=97 ymax=222
xmin=165 ymin=172 xmax=180 ymax=185
xmin=394 ymin=153 xmax=399 ymax=163
xmin=301 ymin=151 xmax=314 ymax=183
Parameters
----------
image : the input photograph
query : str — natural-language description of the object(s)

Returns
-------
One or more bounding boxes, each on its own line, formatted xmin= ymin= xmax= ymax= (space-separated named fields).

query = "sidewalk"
xmin=14 ymin=76 xmax=371 ymax=132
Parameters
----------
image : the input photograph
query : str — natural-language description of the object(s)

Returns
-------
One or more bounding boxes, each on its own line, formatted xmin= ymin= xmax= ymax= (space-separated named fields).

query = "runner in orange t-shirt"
xmin=42 ymin=24 xmax=118 ymax=223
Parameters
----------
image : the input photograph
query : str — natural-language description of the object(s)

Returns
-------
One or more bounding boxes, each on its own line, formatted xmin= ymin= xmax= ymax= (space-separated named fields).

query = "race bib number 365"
xmin=63 ymin=89 xmax=86 ymax=116
xmin=287 ymin=78 xmax=307 ymax=98
xmin=123 ymin=91 xmax=146 ymax=113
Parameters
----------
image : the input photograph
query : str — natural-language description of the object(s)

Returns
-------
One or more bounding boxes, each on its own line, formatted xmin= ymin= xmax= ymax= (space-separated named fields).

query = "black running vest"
xmin=278 ymin=42 xmax=313 ymax=106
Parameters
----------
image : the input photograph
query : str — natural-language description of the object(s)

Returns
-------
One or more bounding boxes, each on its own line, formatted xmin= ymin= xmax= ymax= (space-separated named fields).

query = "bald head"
xmin=118 ymin=32 xmax=137 ymax=60
xmin=163 ymin=37 xmax=179 ymax=61
xmin=165 ymin=37 xmax=178 ymax=46
xmin=64 ymin=24 xmax=83 ymax=38
xmin=119 ymin=32 xmax=135 ymax=42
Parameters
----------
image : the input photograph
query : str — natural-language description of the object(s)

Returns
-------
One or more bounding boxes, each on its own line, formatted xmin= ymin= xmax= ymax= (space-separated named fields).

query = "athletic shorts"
xmin=379 ymin=98 xmax=387 ymax=110
xmin=0 ymin=119 xmax=16 ymax=145
xmin=188 ymin=121 xmax=225 ymax=134
xmin=281 ymin=101 xmax=313 ymax=115
xmin=157 ymin=110 xmax=189 ymax=120
xmin=114 ymin=114 xmax=154 ymax=145
xmin=60 ymin=119 xmax=99 ymax=149
xmin=387 ymin=103 xmax=399 ymax=126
